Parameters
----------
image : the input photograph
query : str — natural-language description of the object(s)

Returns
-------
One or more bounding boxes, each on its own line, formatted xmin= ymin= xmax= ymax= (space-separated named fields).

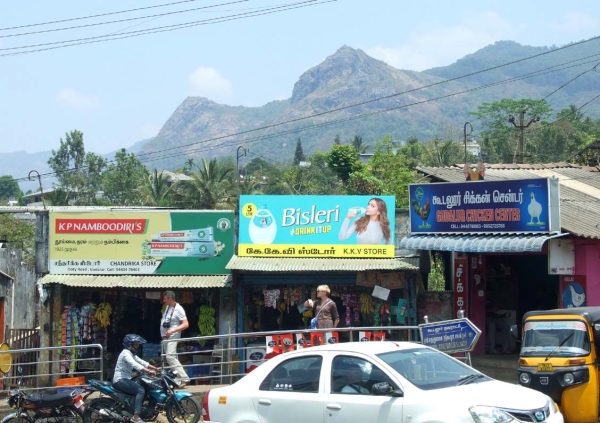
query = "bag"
xmin=309 ymin=300 xmax=332 ymax=330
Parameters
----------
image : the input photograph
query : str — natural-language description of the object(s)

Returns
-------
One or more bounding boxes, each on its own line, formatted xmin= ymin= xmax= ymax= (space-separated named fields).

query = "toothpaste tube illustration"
xmin=151 ymin=227 xmax=214 ymax=242
xmin=149 ymin=241 xmax=214 ymax=257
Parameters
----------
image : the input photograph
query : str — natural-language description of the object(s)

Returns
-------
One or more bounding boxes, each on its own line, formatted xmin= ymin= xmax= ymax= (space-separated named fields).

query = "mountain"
xmin=140 ymin=40 xmax=600 ymax=170
xmin=0 ymin=150 xmax=54 ymax=192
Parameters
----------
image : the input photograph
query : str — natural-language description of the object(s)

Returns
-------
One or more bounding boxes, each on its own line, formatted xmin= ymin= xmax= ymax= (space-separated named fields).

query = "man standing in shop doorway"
xmin=161 ymin=291 xmax=191 ymax=386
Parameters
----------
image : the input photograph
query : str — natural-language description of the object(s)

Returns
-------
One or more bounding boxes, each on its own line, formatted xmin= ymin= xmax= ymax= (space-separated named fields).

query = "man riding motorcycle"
xmin=114 ymin=334 xmax=160 ymax=423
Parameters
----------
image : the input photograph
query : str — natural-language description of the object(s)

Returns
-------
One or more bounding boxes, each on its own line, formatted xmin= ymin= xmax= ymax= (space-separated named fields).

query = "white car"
xmin=202 ymin=341 xmax=563 ymax=423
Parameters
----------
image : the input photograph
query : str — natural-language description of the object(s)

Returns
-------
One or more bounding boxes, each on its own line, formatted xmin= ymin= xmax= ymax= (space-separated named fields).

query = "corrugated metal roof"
xmin=226 ymin=256 xmax=419 ymax=272
xmin=400 ymin=233 xmax=567 ymax=253
xmin=39 ymin=274 xmax=231 ymax=288
xmin=416 ymin=164 xmax=600 ymax=239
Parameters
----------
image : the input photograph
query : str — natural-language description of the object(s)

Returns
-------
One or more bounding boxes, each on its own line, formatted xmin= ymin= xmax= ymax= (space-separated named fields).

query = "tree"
xmin=180 ymin=158 xmax=235 ymax=209
xmin=396 ymin=136 xmax=423 ymax=170
xmin=356 ymin=135 xmax=415 ymax=208
xmin=293 ymin=138 xmax=306 ymax=165
xmin=351 ymin=135 xmax=370 ymax=154
xmin=470 ymin=99 xmax=552 ymax=163
xmin=101 ymin=149 xmax=148 ymax=206
xmin=139 ymin=169 xmax=176 ymax=207
xmin=0 ymin=214 xmax=35 ymax=264
xmin=326 ymin=144 xmax=362 ymax=185
xmin=0 ymin=175 xmax=21 ymax=201
xmin=334 ymin=134 xmax=341 ymax=145
xmin=47 ymin=130 xmax=107 ymax=205
xmin=420 ymin=137 xmax=464 ymax=167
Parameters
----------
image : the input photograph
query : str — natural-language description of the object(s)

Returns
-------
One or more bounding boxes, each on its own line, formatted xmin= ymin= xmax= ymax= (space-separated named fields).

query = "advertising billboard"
xmin=238 ymin=195 xmax=396 ymax=258
xmin=408 ymin=178 xmax=560 ymax=234
xmin=49 ymin=210 xmax=234 ymax=275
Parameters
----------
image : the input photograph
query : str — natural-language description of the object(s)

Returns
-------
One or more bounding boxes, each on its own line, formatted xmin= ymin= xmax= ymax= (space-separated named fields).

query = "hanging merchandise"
xmin=341 ymin=294 xmax=361 ymax=326
xmin=181 ymin=291 xmax=194 ymax=304
xmin=79 ymin=303 xmax=98 ymax=342
xmin=197 ymin=305 xmax=216 ymax=346
xmin=60 ymin=305 xmax=81 ymax=374
xmin=95 ymin=302 xmax=113 ymax=328
xmin=263 ymin=289 xmax=280 ymax=309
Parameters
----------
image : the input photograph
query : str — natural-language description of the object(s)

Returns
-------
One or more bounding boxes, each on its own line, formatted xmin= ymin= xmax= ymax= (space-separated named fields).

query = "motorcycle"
xmin=1 ymin=366 xmax=87 ymax=423
xmin=82 ymin=366 xmax=201 ymax=423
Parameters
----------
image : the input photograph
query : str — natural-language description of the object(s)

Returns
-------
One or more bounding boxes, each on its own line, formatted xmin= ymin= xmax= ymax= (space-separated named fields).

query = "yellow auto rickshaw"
xmin=513 ymin=307 xmax=600 ymax=423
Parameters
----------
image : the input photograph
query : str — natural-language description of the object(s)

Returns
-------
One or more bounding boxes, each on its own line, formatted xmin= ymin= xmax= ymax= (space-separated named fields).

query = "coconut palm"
xmin=351 ymin=135 xmax=370 ymax=154
xmin=139 ymin=169 xmax=176 ymax=207
xmin=180 ymin=158 xmax=235 ymax=209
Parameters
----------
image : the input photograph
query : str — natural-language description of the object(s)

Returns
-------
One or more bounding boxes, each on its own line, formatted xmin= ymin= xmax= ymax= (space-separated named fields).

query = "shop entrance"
xmin=484 ymin=254 xmax=559 ymax=354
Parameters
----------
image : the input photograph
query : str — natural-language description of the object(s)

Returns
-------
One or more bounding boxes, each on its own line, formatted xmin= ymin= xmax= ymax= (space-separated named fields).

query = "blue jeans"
xmin=114 ymin=378 xmax=145 ymax=415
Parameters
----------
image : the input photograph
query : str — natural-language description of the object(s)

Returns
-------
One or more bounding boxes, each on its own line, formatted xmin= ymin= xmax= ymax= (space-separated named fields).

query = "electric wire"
xmin=0 ymin=0 xmax=200 ymax=31
xmin=0 ymin=0 xmax=325 ymax=53
xmin=8 ymin=36 xmax=600 ymax=183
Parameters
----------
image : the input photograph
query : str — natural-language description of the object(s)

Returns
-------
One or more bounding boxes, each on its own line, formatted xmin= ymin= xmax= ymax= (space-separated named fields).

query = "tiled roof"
xmin=416 ymin=163 xmax=600 ymax=239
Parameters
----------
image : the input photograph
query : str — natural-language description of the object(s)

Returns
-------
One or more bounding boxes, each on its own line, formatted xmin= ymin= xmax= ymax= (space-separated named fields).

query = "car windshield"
xmin=377 ymin=347 xmax=488 ymax=390
xmin=520 ymin=319 xmax=591 ymax=357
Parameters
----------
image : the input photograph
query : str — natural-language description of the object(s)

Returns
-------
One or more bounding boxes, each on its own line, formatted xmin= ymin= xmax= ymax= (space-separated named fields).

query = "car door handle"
xmin=258 ymin=399 xmax=272 ymax=406
xmin=326 ymin=403 xmax=341 ymax=410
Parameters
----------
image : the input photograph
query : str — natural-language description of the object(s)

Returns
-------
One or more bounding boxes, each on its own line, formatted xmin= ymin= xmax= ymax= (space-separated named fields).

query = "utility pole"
xmin=236 ymin=146 xmax=248 ymax=184
xmin=508 ymin=110 xmax=540 ymax=164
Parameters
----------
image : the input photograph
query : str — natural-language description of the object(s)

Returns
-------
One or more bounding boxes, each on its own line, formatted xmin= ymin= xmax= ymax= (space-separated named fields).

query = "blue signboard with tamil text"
xmin=419 ymin=319 xmax=481 ymax=354
xmin=408 ymin=178 xmax=560 ymax=234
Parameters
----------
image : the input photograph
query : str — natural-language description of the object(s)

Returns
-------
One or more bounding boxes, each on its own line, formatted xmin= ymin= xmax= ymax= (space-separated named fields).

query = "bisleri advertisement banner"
xmin=238 ymin=195 xmax=396 ymax=258
xmin=49 ymin=210 xmax=234 ymax=275
xmin=408 ymin=177 xmax=560 ymax=234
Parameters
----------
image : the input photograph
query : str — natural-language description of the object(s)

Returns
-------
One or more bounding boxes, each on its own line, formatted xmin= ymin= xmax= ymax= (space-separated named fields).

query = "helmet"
xmin=123 ymin=334 xmax=147 ymax=354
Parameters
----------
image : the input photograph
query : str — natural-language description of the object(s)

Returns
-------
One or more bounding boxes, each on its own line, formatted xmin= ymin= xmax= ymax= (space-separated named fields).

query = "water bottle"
xmin=249 ymin=205 xmax=277 ymax=244
xmin=350 ymin=206 xmax=367 ymax=216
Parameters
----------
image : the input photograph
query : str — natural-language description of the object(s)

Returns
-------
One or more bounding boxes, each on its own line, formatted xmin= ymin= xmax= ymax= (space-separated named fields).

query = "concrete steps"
xmin=470 ymin=354 xmax=519 ymax=384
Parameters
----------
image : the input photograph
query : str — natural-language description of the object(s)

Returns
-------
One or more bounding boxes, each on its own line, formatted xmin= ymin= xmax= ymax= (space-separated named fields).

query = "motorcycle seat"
xmin=29 ymin=392 xmax=75 ymax=407
xmin=95 ymin=381 xmax=113 ymax=387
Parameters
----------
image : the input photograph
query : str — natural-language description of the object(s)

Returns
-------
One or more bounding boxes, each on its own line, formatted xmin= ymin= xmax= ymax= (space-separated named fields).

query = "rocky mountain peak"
xmin=290 ymin=45 xmax=393 ymax=104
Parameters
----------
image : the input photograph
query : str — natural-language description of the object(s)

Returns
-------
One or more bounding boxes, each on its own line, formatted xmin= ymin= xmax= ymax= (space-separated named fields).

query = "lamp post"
xmin=463 ymin=122 xmax=473 ymax=166
xmin=236 ymin=146 xmax=248 ymax=184
xmin=28 ymin=170 xmax=46 ymax=209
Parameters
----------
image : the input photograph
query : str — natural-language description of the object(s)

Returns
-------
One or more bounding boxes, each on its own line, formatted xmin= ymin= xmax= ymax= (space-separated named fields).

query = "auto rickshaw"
xmin=513 ymin=307 xmax=600 ymax=423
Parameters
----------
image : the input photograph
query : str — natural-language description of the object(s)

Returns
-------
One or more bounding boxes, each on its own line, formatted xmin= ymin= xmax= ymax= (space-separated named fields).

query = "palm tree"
xmin=351 ymin=135 xmax=370 ymax=154
xmin=181 ymin=158 xmax=235 ymax=209
xmin=139 ymin=169 xmax=176 ymax=207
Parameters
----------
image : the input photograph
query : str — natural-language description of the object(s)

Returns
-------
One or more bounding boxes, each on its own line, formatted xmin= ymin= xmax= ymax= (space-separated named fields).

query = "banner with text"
xmin=408 ymin=178 xmax=560 ymax=234
xmin=238 ymin=195 xmax=396 ymax=257
xmin=49 ymin=210 xmax=234 ymax=275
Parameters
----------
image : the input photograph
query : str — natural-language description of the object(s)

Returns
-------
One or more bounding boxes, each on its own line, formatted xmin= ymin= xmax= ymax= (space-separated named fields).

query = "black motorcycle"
xmin=83 ymin=367 xmax=201 ymax=423
xmin=1 ymin=366 xmax=87 ymax=423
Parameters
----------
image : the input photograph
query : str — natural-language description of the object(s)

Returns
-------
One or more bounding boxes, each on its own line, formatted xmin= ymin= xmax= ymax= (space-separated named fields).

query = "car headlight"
xmin=469 ymin=406 xmax=515 ymax=423
xmin=546 ymin=397 xmax=558 ymax=414
xmin=519 ymin=372 xmax=531 ymax=385
xmin=563 ymin=372 xmax=574 ymax=385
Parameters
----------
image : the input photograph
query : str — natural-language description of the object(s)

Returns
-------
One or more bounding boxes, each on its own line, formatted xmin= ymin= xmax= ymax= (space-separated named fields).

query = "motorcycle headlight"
xmin=469 ymin=405 xmax=515 ymax=423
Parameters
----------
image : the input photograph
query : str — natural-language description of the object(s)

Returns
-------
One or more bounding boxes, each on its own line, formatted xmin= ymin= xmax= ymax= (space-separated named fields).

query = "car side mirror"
xmin=371 ymin=382 xmax=403 ymax=397
xmin=510 ymin=324 xmax=519 ymax=340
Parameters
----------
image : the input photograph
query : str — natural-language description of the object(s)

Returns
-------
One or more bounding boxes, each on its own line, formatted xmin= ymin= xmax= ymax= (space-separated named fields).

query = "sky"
xmin=1 ymin=0 xmax=600 ymax=156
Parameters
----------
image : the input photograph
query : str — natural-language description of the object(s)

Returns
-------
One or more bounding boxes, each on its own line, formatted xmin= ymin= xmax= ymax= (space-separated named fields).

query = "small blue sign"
xmin=409 ymin=178 xmax=558 ymax=234
xmin=419 ymin=319 xmax=481 ymax=353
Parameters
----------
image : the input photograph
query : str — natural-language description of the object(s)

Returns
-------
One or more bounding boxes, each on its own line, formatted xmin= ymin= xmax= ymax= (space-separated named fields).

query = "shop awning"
xmin=226 ymin=255 xmax=419 ymax=272
xmin=38 ymin=274 xmax=232 ymax=288
xmin=399 ymin=233 xmax=567 ymax=253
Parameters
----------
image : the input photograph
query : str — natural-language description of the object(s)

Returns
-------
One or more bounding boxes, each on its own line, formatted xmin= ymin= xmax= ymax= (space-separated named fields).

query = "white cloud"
xmin=551 ymin=11 xmax=598 ymax=33
xmin=55 ymin=88 xmax=99 ymax=112
xmin=365 ymin=11 xmax=516 ymax=71
xmin=188 ymin=67 xmax=234 ymax=103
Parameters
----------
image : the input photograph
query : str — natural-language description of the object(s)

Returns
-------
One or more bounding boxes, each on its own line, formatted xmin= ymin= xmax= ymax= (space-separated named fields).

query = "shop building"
xmin=37 ymin=208 xmax=234 ymax=380
xmin=228 ymin=195 xmax=422 ymax=352
xmin=400 ymin=163 xmax=600 ymax=355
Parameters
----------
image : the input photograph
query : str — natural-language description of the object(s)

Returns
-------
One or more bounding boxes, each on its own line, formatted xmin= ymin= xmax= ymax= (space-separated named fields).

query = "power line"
xmin=9 ymin=36 xmax=600 ymax=182
xmin=0 ymin=0 xmax=200 ymax=31
xmin=0 ymin=0 xmax=325 ymax=53
xmin=0 ymin=0 xmax=253 ymax=39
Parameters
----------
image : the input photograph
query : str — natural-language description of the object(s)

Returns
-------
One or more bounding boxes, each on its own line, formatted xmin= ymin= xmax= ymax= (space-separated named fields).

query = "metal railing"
xmin=158 ymin=325 xmax=421 ymax=385
xmin=0 ymin=343 xmax=104 ymax=392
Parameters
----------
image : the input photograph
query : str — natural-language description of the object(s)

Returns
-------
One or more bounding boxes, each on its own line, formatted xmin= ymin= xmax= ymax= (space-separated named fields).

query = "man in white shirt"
xmin=160 ymin=290 xmax=190 ymax=386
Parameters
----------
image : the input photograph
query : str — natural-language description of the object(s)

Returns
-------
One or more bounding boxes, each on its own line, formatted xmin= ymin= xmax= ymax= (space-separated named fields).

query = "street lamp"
xmin=236 ymin=146 xmax=248 ymax=184
xmin=463 ymin=122 xmax=473 ymax=167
